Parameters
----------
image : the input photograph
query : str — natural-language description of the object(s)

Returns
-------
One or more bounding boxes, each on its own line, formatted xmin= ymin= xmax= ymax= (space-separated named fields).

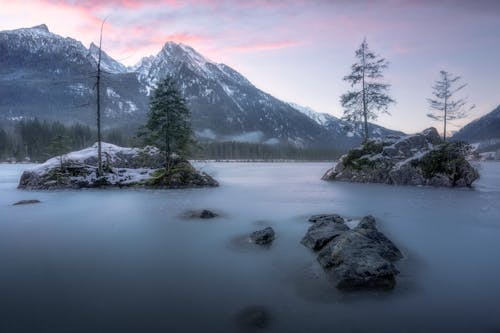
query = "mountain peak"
xmin=30 ymin=24 xmax=49 ymax=32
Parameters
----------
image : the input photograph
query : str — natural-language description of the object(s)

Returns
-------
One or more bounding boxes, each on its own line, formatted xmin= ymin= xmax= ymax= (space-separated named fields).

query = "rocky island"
xmin=18 ymin=143 xmax=218 ymax=190
xmin=322 ymin=127 xmax=479 ymax=187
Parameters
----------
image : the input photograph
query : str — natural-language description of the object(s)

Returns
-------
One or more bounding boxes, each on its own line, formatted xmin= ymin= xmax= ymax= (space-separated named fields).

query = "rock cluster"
xmin=323 ymin=128 xmax=479 ymax=187
xmin=18 ymin=142 xmax=218 ymax=190
xmin=301 ymin=214 xmax=402 ymax=290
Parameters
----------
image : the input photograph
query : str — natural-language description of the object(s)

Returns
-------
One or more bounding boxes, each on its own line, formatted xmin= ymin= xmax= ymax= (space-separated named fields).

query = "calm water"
xmin=1 ymin=162 xmax=500 ymax=333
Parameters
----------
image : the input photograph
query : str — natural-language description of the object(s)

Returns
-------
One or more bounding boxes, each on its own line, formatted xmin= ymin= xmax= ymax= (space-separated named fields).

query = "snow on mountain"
xmin=0 ymin=24 xmax=147 ymax=124
xmin=89 ymin=42 xmax=127 ymax=74
xmin=287 ymin=102 xmax=333 ymax=126
xmin=288 ymin=102 xmax=404 ymax=144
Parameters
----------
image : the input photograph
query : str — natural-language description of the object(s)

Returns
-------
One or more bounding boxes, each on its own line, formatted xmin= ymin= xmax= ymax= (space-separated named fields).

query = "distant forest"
xmin=0 ymin=119 xmax=341 ymax=162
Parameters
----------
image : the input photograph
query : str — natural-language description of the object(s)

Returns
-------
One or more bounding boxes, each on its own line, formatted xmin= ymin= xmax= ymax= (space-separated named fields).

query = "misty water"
xmin=1 ymin=162 xmax=500 ymax=332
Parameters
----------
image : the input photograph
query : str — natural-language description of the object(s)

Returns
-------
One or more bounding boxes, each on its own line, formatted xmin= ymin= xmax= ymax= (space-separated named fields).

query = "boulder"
xmin=250 ymin=227 xmax=275 ymax=245
xmin=17 ymin=142 xmax=218 ymax=190
xmin=322 ymin=127 xmax=479 ymax=187
xmin=302 ymin=214 xmax=402 ymax=290
xmin=301 ymin=216 xmax=349 ymax=251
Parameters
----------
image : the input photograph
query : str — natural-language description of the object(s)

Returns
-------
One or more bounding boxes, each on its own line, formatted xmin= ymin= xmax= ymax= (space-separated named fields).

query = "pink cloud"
xmin=228 ymin=40 xmax=302 ymax=53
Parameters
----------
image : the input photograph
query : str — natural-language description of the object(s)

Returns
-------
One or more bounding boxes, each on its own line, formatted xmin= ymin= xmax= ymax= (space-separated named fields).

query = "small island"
xmin=322 ymin=127 xmax=479 ymax=187
xmin=18 ymin=142 xmax=218 ymax=190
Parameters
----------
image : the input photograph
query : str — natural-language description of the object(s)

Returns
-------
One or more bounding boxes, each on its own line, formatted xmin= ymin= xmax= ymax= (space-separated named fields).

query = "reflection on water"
xmin=1 ymin=162 xmax=500 ymax=332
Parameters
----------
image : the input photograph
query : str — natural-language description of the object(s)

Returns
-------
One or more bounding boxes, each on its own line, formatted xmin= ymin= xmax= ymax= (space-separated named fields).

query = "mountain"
xmin=89 ymin=42 xmax=127 ymax=74
xmin=453 ymin=105 xmax=500 ymax=151
xmin=0 ymin=25 xmax=147 ymax=124
xmin=0 ymin=24 xmax=403 ymax=149
xmin=288 ymin=102 xmax=404 ymax=149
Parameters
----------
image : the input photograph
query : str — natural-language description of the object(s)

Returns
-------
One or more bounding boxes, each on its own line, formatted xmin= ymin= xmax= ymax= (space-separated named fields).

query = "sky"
xmin=1 ymin=0 xmax=499 ymax=134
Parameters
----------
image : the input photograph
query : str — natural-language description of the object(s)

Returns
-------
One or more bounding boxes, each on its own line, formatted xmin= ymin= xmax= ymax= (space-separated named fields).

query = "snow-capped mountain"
xmin=288 ymin=102 xmax=404 ymax=148
xmin=0 ymin=24 xmax=147 ymax=124
xmin=453 ymin=105 xmax=500 ymax=151
xmin=287 ymin=103 xmax=331 ymax=126
xmin=89 ymin=42 xmax=127 ymax=74
xmin=0 ymin=24 xmax=403 ymax=149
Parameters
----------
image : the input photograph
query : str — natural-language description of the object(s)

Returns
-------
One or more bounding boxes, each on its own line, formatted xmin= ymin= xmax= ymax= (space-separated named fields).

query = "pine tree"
xmin=141 ymin=76 xmax=192 ymax=169
xmin=49 ymin=135 xmax=70 ymax=169
xmin=427 ymin=70 xmax=474 ymax=141
xmin=340 ymin=38 xmax=395 ymax=143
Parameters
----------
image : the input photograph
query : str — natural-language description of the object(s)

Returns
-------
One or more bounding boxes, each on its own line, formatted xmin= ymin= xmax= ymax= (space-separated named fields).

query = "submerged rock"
xmin=12 ymin=199 xmax=41 ymax=206
xmin=322 ymin=127 xmax=479 ymax=187
xmin=250 ymin=227 xmax=275 ymax=245
xmin=186 ymin=209 xmax=219 ymax=219
xmin=302 ymin=214 xmax=402 ymax=290
xmin=235 ymin=305 xmax=271 ymax=330
xmin=17 ymin=142 xmax=218 ymax=190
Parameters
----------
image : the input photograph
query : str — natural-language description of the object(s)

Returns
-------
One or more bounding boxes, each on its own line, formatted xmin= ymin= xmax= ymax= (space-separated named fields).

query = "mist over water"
xmin=1 ymin=162 xmax=500 ymax=332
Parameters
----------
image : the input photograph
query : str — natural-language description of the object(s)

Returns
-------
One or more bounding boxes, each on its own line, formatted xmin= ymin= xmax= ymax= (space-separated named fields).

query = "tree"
xmin=95 ymin=19 xmax=106 ymax=176
xmin=427 ymin=70 xmax=474 ymax=141
xmin=140 ymin=76 xmax=192 ymax=169
xmin=49 ymin=135 xmax=70 ymax=170
xmin=340 ymin=38 xmax=395 ymax=143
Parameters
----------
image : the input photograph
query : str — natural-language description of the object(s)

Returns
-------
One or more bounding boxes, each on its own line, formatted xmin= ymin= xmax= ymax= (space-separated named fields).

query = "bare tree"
xmin=95 ymin=19 xmax=106 ymax=176
xmin=341 ymin=38 xmax=395 ymax=143
xmin=427 ymin=70 xmax=475 ymax=141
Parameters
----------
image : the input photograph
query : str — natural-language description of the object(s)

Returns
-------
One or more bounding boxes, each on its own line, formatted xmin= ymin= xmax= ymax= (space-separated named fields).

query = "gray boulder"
xmin=322 ymin=127 xmax=479 ymax=187
xmin=301 ymin=216 xmax=349 ymax=251
xmin=303 ymin=214 xmax=402 ymax=290
xmin=250 ymin=227 xmax=275 ymax=245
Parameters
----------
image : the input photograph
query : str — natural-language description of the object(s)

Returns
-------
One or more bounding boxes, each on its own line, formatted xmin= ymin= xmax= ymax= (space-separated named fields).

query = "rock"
xmin=186 ymin=209 xmax=218 ymax=219
xmin=235 ymin=305 xmax=270 ymax=330
xmin=308 ymin=214 xmax=344 ymax=224
xmin=301 ymin=216 xmax=349 ymax=251
xmin=250 ymin=227 xmax=275 ymax=245
xmin=304 ymin=214 xmax=402 ymax=290
xmin=322 ymin=127 xmax=479 ymax=187
xmin=12 ymin=199 xmax=41 ymax=206
xmin=17 ymin=142 xmax=218 ymax=190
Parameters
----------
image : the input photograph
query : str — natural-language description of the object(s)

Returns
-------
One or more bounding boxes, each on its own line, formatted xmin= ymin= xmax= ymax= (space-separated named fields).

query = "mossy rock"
xmin=411 ymin=141 xmax=473 ymax=179
xmin=143 ymin=159 xmax=218 ymax=188
xmin=342 ymin=141 xmax=384 ymax=170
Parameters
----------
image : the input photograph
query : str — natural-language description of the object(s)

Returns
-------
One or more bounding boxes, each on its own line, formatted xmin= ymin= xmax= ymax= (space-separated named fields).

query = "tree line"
xmin=0 ymin=119 xmax=136 ymax=162
xmin=0 ymin=118 xmax=341 ymax=162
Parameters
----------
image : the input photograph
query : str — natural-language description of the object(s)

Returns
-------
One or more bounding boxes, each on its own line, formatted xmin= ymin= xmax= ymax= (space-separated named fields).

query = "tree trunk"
xmin=165 ymin=129 xmax=171 ymax=171
xmin=443 ymin=97 xmax=447 ymax=142
xmin=96 ymin=20 xmax=105 ymax=177
xmin=362 ymin=43 xmax=368 ymax=143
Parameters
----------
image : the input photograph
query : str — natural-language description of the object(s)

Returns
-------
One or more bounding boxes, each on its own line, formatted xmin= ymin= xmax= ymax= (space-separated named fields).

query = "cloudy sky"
xmin=1 ymin=0 xmax=499 ymax=134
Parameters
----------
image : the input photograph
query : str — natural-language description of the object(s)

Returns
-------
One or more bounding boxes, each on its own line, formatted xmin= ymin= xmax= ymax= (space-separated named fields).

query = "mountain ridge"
xmin=0 ymin=24 xmax=403 ymax=149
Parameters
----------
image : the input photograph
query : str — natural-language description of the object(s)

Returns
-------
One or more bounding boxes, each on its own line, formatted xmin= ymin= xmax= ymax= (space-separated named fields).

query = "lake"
xmin=1 ymin=162 xmax=500 ymax=332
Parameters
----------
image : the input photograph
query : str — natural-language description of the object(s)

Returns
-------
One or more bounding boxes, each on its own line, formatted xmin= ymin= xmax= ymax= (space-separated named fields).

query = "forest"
xmin=0 ymin=119 xmax=341 ymax=162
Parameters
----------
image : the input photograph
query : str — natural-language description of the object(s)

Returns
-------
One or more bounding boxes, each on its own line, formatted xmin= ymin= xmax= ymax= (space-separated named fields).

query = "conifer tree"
xmin=141 ymin=77 xmax=192 ymax=169
xmin=340 ymin=38 xmax=395 ymax=143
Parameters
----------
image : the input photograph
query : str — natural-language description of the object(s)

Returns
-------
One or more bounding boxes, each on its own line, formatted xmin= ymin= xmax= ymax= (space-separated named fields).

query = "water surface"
xmin=1 ymin=162 xmax=500 ymax=332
